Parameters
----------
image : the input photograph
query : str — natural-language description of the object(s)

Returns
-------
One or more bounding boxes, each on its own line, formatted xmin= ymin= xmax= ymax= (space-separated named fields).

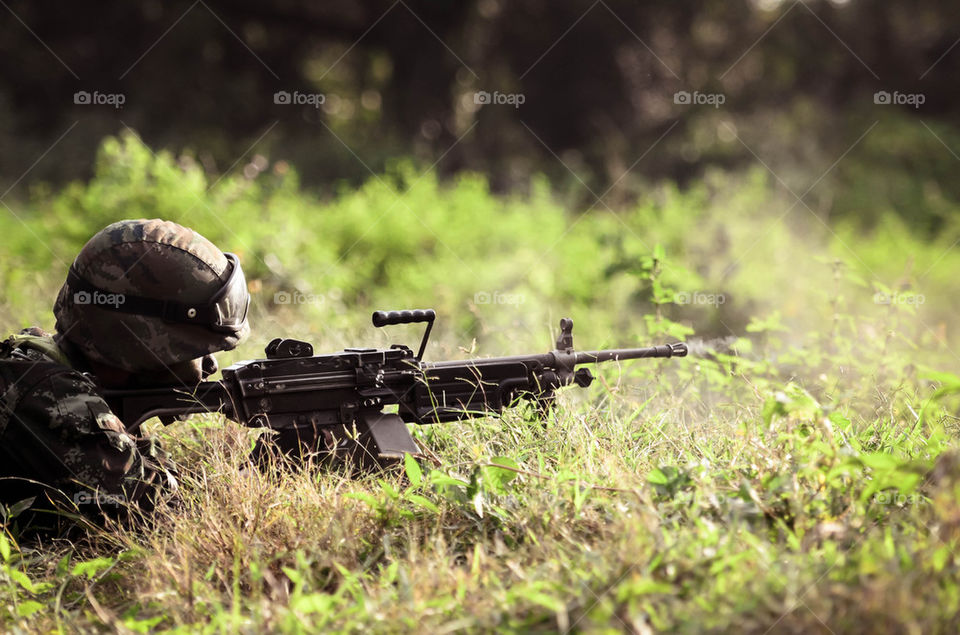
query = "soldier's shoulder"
xmin=0 ymin=329 xmax=102 ymax=434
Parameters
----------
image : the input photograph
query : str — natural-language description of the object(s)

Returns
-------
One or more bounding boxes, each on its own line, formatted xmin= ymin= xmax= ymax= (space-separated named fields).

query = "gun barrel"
xmin=424 ymin=353 xmax=554 ymax=370
xmin=575 ymin=342 xmax=687 ymax=364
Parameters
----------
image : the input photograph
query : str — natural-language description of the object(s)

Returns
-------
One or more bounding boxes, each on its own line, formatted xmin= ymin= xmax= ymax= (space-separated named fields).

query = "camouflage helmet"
xmin=53 ymin=219 xmax=250 ymax=373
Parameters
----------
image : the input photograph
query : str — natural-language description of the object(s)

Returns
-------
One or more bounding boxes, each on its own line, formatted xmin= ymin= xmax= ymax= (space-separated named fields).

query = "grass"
xmin=1 ymin=133 xmax=960 ymax=632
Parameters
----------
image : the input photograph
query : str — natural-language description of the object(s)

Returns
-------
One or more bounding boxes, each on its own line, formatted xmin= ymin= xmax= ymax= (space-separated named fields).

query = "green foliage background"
xmin=1 ymin=135 xmax=959 ymax=632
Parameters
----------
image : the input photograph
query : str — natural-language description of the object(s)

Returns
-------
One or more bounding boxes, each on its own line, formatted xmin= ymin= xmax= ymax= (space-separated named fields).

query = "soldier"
xmin=0 ymin=219 xmax=250 ymax=530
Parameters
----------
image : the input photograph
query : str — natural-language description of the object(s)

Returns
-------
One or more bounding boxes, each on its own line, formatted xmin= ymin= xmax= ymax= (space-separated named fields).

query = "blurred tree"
xmin=1 ymin=0 xmax=958 ymax=231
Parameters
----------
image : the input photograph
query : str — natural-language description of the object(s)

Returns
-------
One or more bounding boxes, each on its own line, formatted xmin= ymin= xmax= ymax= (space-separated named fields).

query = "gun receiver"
xmin=103 ymin=311 xmax=687 ymax=465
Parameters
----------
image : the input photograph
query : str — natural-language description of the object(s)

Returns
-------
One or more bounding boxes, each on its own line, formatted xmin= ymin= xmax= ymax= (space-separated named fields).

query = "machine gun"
xmin=103 ymin=310 xmax=687 ymax=464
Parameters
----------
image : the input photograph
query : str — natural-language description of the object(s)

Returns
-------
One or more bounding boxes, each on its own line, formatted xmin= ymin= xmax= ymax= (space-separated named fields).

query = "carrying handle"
xmin=372 ymin=309 xmax=436 ymax=327
xmin=372 ymin=309 xmax=436 ymax=360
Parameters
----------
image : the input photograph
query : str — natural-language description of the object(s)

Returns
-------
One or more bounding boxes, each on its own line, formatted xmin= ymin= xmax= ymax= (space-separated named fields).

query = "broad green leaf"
xmin=345 ymin=492 xmax=380 ymax=509
xmin=647 ymin=468 xmax=669 ymax=485
xmin=9 ymin=569 xmax=37 ymax=593
xmin=406 ymin=494 xmax=439 ymax=513
xmin=282 ymin=567 xmax=303 ymax=586
xmin=828 ymin=411 xmax=852 ymax=431
xmin=404 ymin=453 xmax=422 ymax=487
xmin=71 ymin=556 xmax=115 ymax=580
xmin=17 ymin=600 xmax=44 ymax=617
xmin=428 ymin=471 xmax=469 ymax=488
xmin=482 ymin=457 xmax=520 ymax=494
xmin=7 ymin=497 xmax=35 ymax=520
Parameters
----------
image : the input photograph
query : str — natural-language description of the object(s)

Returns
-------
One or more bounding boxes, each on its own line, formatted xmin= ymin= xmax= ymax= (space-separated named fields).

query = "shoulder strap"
xmin=2 ymin=333 xmax=71 ymax=367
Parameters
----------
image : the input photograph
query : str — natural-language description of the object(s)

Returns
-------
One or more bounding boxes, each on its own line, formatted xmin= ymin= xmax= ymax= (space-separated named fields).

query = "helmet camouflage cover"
xmin=53 ymin=219 xmax=250 ymax=373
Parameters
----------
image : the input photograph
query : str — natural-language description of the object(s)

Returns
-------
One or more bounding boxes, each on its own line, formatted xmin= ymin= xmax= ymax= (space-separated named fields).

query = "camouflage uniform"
xmin=1 ymin=219 xmax=249 ymax=528
xmin=0 ymin=327 xmax=167 ymax=522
